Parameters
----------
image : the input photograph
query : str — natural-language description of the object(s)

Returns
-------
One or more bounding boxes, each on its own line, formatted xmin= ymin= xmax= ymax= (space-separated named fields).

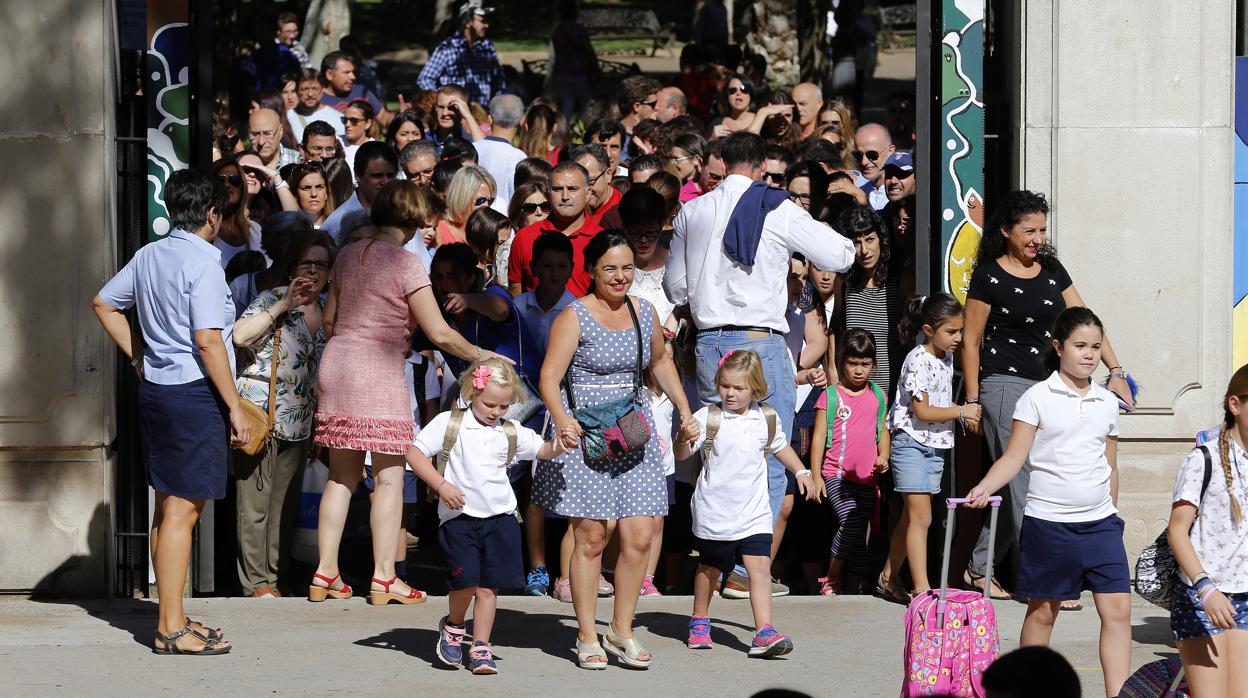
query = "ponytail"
xmin=898 ymin=292 xmax=963 ymax=346
xmin=1219 ymin=363 xmax=1248 ymax=523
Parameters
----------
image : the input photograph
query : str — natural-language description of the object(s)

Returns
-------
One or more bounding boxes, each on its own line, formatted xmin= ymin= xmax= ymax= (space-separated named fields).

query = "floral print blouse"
xmin=235 ymin=288 xmax=325 ymax=441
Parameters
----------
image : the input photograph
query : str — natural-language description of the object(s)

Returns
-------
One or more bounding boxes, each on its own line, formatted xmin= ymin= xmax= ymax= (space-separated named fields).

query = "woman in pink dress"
xmin=310 ymin=180 xmax=501 ymax=604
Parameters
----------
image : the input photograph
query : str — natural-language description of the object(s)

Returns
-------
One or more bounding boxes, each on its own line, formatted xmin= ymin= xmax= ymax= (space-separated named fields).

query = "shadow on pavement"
xmin=634 ymin=609 xmax=754 ymax=653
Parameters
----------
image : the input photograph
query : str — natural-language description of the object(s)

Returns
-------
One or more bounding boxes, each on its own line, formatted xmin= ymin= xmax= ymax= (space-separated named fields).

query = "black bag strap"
xmin=563 ymin=298 xmax=644 ymax=414
xmin=1198 ymin=443 xmax=1214 ymax=507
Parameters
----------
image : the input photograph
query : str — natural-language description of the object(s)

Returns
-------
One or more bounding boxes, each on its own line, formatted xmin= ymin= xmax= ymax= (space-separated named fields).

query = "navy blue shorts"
xmin=1016 ymin=514 xmax=1130 ymax=600
xmin=666 ymin=474 xmax=676 ymax=506
xmin=138 ymin=378 xmax=229 ymax=500
xmin=1171 ymin=582 xmax=1248 ymax=641
xmin=438 ymin=513 xmax=524 ymax=591
xmin=694 ymin=533 xmax=773 ymax=575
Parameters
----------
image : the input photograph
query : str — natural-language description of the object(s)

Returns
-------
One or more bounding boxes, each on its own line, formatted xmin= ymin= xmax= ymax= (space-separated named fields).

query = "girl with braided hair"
xmin=1167 ymin=363 xmax=1248 ymax=697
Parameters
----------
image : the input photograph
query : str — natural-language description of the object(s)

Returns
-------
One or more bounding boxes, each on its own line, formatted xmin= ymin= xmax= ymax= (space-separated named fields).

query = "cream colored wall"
xmin=0 ymin=0 xmax=115 ymax=594
xmin=1014 ymin=1 xmax=1237 ymax=557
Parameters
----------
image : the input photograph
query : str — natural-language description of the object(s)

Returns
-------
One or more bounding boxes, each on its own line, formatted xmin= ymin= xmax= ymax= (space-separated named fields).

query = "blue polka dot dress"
xmin=534 ymin=298 xmax=669 ymax=519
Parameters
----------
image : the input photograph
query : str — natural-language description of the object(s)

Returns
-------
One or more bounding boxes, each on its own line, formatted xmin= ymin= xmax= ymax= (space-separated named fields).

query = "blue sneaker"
xmin=436 ymin=616 xmax=465 ymax=668
xmin=748 ymin=624 xmax=794 ymax=658
xmin=469 ymin=641 xmax=498 ymax=675
xmin=524 ymin=566 xmax=550 ymax=596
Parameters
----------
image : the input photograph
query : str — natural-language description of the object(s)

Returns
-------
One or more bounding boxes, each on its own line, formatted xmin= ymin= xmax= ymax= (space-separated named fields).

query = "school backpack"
xmin=696 ymin=402 xmax=778 ymax=479
xmin=1119 ymin=657 xmax=1188 ymax=698
xmin=824 ymin=382 xmax=888 ymax=447
xmin=426 ymin=408 xmax=517 ymax=502
xmin=1133 ymin=444 xmax=1214 ymax=609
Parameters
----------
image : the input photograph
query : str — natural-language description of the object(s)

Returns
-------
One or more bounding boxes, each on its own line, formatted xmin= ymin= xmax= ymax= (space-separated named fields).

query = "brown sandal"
xmin=153 ymin=623 xmax=231 ymax=655
xmin=876 ymin=572 xmax=910 ymax=604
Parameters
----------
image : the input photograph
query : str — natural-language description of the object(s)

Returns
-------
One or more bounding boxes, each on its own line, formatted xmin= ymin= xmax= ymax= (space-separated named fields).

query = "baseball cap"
xmin=883 ymin=150 xmax=914 ymax=173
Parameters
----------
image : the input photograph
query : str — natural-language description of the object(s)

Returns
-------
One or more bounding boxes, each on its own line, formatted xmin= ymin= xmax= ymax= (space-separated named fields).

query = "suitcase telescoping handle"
xmin=937 ymin=496 xmax=1002 ymax=622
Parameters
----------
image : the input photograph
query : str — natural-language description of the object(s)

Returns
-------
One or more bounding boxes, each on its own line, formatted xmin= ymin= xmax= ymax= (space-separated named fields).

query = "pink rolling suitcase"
xmin=901 ymin=497 xmax=1003 ymax=697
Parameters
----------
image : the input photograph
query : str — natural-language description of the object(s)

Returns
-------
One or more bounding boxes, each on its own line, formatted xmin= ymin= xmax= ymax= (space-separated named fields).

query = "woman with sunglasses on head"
xmin=710 ymin=74 xmax=757 ymax=138
xmin=211 ymin=157 xmax=264 ymax=269
xmin=342 ymin=99 xmax=379 ymax=179
xmin=232 ymin=230 xmax=336 ymax=598
xmin=662 ymin=132 xmax=707 ymax=203
xmin=290 ymin=162 xmax=337 ymax=228
xmin=436 ymin=165 xmax=498 ymax=248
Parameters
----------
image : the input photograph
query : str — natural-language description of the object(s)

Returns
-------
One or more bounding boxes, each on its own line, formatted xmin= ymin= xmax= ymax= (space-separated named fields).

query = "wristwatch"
xmin=1108 ymin=367 xmax=1126 ymax=380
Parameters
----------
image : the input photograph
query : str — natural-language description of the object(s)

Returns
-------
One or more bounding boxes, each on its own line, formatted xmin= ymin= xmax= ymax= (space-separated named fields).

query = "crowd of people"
xmin=92 ymin=2 xmax=1248 ymax=696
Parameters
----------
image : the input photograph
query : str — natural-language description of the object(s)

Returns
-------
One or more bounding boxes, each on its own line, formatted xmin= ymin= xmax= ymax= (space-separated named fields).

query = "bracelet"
xmin=1108 ymin=365 xmax=1122 ymax=372
xmin=1192 ymin=571 xmax=1210 ymax=585
xmin=958 ymin=405 xmax=965 ymax=420
xmin=273 ymin=180 xmax=289 ymax=191
xmin=795 ymin=469 xmax=812 ymax=478
xmin=965 ymin=397 xmax=980 ymax=404
xmin=263 ymin=308 xmax=277 ymax=325
xmin=1199 ymin=586 xmax=1219 ymax=607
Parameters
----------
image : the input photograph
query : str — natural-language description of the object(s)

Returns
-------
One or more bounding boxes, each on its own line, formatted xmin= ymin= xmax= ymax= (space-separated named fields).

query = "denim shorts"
xmin=1171 ymin=581 xmax=1248 ymax=641
xmin=890 ymin=430 xmax=944 ymax=494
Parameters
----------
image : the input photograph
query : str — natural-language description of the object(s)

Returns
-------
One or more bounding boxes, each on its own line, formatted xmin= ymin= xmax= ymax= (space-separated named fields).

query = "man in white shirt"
xmin=287 ymin=68 xmax=347 ymax=144
xmin=475 ymin=94 xmax=527 ymax=214
xmin=665 ymin=131 xmax=854 ymax=521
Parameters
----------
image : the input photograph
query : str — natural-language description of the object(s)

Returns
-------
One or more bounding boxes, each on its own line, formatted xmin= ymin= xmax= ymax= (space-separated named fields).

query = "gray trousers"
xmin=967 ymin=374 xmax=1038 ymax=576
xmin=235 ymin=437 xmax=309 ymax=594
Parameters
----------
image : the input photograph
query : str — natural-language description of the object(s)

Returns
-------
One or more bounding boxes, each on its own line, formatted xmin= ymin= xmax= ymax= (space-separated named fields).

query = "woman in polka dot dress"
xmin=537 ymin=230 xmax=698 ymax=670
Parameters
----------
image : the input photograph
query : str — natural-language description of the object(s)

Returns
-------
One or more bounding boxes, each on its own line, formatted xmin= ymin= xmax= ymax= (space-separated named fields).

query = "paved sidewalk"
xmin=0 ymin=593 xmax=1175 ymax=696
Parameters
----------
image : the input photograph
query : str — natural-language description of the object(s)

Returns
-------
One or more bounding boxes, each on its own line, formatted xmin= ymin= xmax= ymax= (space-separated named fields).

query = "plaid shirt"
xmin=277 ymin=146 xmax=302 ymax=168
xmin=417 ymin=34 xmax=504 ymax=105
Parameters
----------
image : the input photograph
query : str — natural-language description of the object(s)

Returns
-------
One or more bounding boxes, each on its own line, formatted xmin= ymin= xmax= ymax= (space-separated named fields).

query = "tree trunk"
xmin=796 ymin=0 xmax=829 ymax=84
xmin=301 ymin=0 xmax=352 ymax=68
xmin=743 ymin=0 xmax=799 ymax=89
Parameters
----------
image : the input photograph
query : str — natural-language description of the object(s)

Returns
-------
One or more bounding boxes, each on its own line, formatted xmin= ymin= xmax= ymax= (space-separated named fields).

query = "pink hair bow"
xmin=717 ymin=351 xmax=736 ymax=368
xmin=472 ymin=365 xmax=492 ymax=390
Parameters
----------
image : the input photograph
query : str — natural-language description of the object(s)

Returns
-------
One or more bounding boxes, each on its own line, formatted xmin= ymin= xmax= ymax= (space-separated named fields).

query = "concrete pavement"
xmin=0 ymin=592 xmax=1175 ymax=696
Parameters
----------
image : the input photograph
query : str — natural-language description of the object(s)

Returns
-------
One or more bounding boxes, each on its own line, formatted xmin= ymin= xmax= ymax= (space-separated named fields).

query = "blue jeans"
xmin=694 ymin=331 xmax=795 ymax=522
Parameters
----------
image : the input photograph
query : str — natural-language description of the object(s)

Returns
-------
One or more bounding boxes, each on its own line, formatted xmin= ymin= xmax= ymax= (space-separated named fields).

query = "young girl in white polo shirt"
xmin=966 ymin=307 xmax=1131 ymax=698
xmin=406 ymin=358 xmax=567 ymax=675
xmin=675 ymin=350 xmax=820 ymax=658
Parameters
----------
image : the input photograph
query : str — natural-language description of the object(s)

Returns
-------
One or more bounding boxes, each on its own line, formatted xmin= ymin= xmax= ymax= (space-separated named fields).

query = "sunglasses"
xmin=629 ymin=228 xmax=662 ymax=241
xmin=474 ymin=196 xmax=496 ymax=207
xmin=219 ymin=174 xmax=243 ymax=187
xmin=342 ymin=116 xmax=366 ymax=125
xmin=727 ymin=86 xmax=751 ymax=95
xmin=295 ymin=259 xmax=331 ymax=271
xmin=640 ymin=99 xmax=658 ymax=108
xmin=521 ymin=201 xmax=551 ymax=215
xmin=854 ymin=150 xmax=883 ymax=163
xmin=762 ymin=172 xmax=786 ymax=185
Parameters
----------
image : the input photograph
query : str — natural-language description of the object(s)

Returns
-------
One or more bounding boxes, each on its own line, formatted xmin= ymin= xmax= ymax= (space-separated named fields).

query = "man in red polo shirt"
xmin=508 ymin=160 xmax=601 ymax=296
xmin=570 ymin=143 xmax=623 ymax=230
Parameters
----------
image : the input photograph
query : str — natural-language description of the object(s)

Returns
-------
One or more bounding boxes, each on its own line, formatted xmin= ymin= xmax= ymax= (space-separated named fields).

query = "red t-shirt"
xmin=507 ymin=215 xmax=601 ymax=296
xmin=587 ymin=187 xmax=623 ymax=230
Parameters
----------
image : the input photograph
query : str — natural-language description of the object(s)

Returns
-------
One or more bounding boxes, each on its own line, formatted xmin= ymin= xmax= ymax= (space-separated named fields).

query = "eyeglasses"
xmin=342 ymin=116 xmax=366 ymax=125
xmin=586 ymin=171 xmax=606 ymax=186
xmin=248 ymin=129 xmax=277 ymax=140
xmin=219 ymin=174 xmax=243 ymax=187
xmin=305 ymin=144 xmax=337 ymax=157
xmin=474 ymin=196 xmax=496 ymax=207
xmin=726 ymin=86 xmax=751 ymax=95
xmin=295 ymin=259 xmax=331 ymax=271
xmin=521 ymin=201 xmax=551 ymax=215
xmin=854 ymin=150 xmax=883 ymax=163
xmin=788 ymin=192 xmax=812 ymax=206
xmin=762 ymin=172 xmax=786 ymax=185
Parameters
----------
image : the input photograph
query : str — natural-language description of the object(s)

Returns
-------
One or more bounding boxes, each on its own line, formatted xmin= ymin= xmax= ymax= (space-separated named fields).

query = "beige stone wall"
xmin=1012 ymin=2 xmax=1237 ymax=558
xmin=0 ymin=0 xmax=115 ymax=594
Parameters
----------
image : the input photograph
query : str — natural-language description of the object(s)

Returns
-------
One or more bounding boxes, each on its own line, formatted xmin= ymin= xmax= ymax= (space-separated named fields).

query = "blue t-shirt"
xmin=415 ymin=284 xmax=542 ymax=385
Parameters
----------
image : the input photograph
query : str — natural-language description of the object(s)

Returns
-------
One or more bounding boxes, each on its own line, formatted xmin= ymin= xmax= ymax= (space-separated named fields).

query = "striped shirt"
xmin=844 ymin=278 xmax=901 ymax=400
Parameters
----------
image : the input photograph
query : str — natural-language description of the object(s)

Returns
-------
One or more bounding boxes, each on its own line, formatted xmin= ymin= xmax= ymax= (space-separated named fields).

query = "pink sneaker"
xmin=597 ymin=573 xmax=614 ymax=596
xmin=640 ymin=575 xmax=661 ymax=596
xmin=818 ymin=577 xmax=841 ymax=596
xmin=552 ymin=577 xmax=573 ymax=603
xmin=687 ymin=616 xmax=713 ymax=649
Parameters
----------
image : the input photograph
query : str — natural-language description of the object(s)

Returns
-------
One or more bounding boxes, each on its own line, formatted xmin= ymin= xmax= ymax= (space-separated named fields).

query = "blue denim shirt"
xmin=99 ymin=228 xmax=236 ymax=385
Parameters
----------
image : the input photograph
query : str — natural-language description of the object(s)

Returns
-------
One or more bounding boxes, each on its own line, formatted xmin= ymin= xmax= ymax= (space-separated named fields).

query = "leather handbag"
xmin=236 ymin=325 xmax=282 ymax=456
xmin=565 ymin=300 xmax=651 ymax=464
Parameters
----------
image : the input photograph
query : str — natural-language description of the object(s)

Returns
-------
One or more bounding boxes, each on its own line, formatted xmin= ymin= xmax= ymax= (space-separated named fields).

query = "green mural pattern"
xmin=940 ymin=0 xmax=985 ymax=303
xmin=144 ymin=21 xmax=191 ymax=241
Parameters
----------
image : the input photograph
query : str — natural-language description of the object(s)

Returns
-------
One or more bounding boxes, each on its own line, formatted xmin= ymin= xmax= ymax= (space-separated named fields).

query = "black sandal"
xmin=153 ymin=624 xmax=232 ymax=655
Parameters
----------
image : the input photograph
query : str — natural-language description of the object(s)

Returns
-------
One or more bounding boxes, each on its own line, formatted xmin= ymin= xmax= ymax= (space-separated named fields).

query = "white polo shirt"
xmin=1014 ymin=371 xmax=1121 ymax=522
xmin=414 ymin=409 xmax=544 ymax=524
xmin=688 ymin=404 xmax=790 ymax=541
